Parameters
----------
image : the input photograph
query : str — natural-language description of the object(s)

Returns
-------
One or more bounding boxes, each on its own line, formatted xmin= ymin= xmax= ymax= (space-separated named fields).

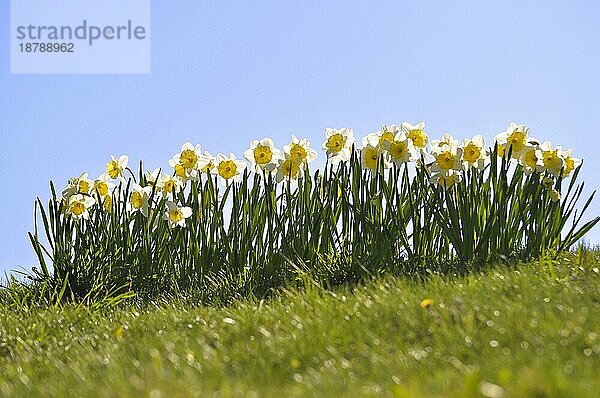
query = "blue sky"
xmin=1 ymin=1 xmax=599 ymax=273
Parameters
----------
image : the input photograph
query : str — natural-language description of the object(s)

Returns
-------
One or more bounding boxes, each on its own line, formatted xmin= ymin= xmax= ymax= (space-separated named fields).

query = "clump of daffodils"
xmin=57 ymin=121 xmax=582 ymax=223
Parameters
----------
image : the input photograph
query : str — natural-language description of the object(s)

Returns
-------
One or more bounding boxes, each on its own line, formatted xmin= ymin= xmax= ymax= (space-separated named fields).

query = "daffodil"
xmin=430 ymin=134 xmax=463 ymax=174
xmin=157 ymin=174 xmax=182 ymax=196
xmin=542 ymin=176 xmax=554 ymax=190
xmin=537 ymin=141 xmax=564 ymax=177
xmin=430 ymin=170 xmax=463 ymax=188
xmin=382 ymin=131 xmax=419 ymax=165
xmin=518 ymin=144 xmax=542 ymax=175
xmin=244 ymin=138 xmax=281 ymax=172
xmin=560 ymin=149 xmax=582 ymax=178
xmin=362 ymin=124 xmax=398 ymax=149
xmin=211 ymin=153 xmax=247 ymax=184
xmin=144 ymin=168 xmax=161 ymax=187
xmin=494 ymin=123 xmax=533 ymax=158
xmin=171 ymin=142 xmax=203 ymax=170
xmin=360 ymin=143 xmax=390 ymax=172
xmin=163 ymin=201 xmax=192 ymax=228
xmin=461 ymin=135 xmax=487 ymax=169
xmin=276 ymin=154 xmax=304 ymax=183
xmin=106 ymin=155 xmax=128 ymax=179
xmin=322 ymin=128 xmax=355 ymax=164
xmin=62 ymin=172 xmax=92 ymax=199
xmin=283 ymin=135 xmax=318 ymax=165
xmin=198 ymin=151 xmax=216 ymax=174
xmin=129 ymin=183 xmax=153 ymax=217
xmin=401 ymin=121 xmax=428 ymax=150
xmin=548 ymin=189 xmax=561 ymax=203
xmin=65 ymin=194 xmax=96 ymax=220
xmin=94 ymin=173 xmax=115 ymax=197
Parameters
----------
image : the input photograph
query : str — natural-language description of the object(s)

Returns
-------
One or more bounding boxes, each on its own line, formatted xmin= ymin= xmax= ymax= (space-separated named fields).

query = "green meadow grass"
xmin=1 ymin=250 xmax=599 ymax=397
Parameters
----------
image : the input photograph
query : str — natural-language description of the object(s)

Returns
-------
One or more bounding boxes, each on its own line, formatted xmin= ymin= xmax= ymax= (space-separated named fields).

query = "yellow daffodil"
xmin=548 ymin=189 xmax=561 ymax=203
xmin=211 ymin=153 xmax=247 ymax=185
xmin=401 ymin=121 xmax=428 ymax=150
xmin=157 ymin=174 xmax=182 ymax=196
xmin=360 ymin=143 xmax=390 ymax=172
xmin=65 ymin=194 xmax=96 ymax=221
xmin=276 ymin=154 xmax=304 ymax=183
xmin=560 ymin=149 xmax=582 ymax=178
xmin=322 ymin=128 xmax=355 ymax=164
xmin=129 ymin=183 xmax=153 ymax=217
xmin=362 ymin=124 xmax=399 ymax=149
xmin=62 ymin=172 xmax=92 ymax=199
xmin=382 ymin=131 xmax=419 ymax=165
xmin=494 ymin=123 xmax=533 ymax=159
xmin=94 ymin=173 xmax=115 ymax=197
xmin=243 ymin=138 xmax=281 ymax=172
xmin=144 ymin=168 xmax=161 ymax=187
xmin=106 ymin=155 xmax=128 ymax=179
xmin=518 ymin=144 xmax=542 ymax=175
xmin=537 ymin=141 xmax=564 ymax=177
xmin=461 ymin=135 xmax=487 ymax=170
xmin=197 ymin=151 xmax=216 ymax=174
xmin=171 ymin=142 xmax=203 ymax=171
xmin=429 ymin=170 xmax=462 ymax=188
xmin=430 ymin=134 xmax=463 ymax=174
xmin=283 ymin=135 xmax=318 ymax=165
xmin=163 ymin=201 xmax=192 ymax=228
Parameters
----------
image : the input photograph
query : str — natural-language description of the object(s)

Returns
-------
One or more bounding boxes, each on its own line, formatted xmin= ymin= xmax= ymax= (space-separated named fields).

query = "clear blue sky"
xmin=1 ymin=1 xmax=599 ymax=273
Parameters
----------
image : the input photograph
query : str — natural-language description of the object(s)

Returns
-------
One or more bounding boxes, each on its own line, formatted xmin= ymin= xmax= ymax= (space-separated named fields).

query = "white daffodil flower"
xmin=322 ymin=128 xmax=355 ymax=164
xmin=283 ymin=135 xmax=318 ymax=165
xmin=430 ymin=137 xmax=463 ymax=174
xmin=429 ymin=169 xmax=463 ymax=188
xmin=275 ymin=154 xmax=304 ymax=183
xmin=518 ymin=144 xmax=542 ymax=175
xmin=93 ymin=172 xmax=115 ymax=198
xmin=362 ymin=124 xmax=399 ymax=149
xmin=157 ymin=174 xmax=183 ymax=196
xmin=494 ymin=122 xmax=535 ymax=159
xmin=243 ymin=137 xmax=281 ymax=172
xmin=197 ymin=151 xmax=216 ymax=174
xmin=106 ymin=155 xmax=128 ymax=179
xmin=211 ymin=153 xmax=247 ymax=185
xmin=129 ymin=183 xmax=153 ymax=217
xmin=461 ymin=135 xmax=488 ymax=170
xmin=171 ymin=142 xmax=203 ymax=171
xmin=401 ymin=121 xmax=428 ymax=150
xmin=163 ymin=201 xmax=192 ymax=228
xmin=360 ymin=143 xmax=391 ymax=172
xmin=560 ymin=149 xmax=582 ymax=178
xmin=536 ymin=141 xmax=565 ymax=177
xmin=430 ymin=133 xmax=460 ymax=154
xmin=62 ymin=172 xmax=92 ymax=199
xmin=144 ymin=168 xmax=162 ymax=187
xmin=382 ymin=131 xmax=419 ymax=166
xmin=65 ymin=193 xmax=96 ymax=221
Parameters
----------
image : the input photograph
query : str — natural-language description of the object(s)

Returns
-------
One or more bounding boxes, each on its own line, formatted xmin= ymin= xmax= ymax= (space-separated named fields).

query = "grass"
xmin=1 ymin=250 xmax=599 ymax=397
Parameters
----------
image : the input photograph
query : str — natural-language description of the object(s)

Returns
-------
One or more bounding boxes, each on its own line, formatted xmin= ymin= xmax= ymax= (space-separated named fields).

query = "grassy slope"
xmin=1 ymin=253 xmax=599 ymax=397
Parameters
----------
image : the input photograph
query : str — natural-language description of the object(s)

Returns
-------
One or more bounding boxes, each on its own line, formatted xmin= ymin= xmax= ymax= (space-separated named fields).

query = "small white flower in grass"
xmin=94 ymin=173 xmax=115 ymax=197
xmin=322 ymin=128 xmax=355 ymax=164
xmin=211 ymin=153 xmax=246 ymax=185
xmin=362 ymin=124 xmax=398 ymax=149
xmin=382 ymin=131 xmax=419 ymax=165
xmin=244 ymin=138 xmax=281 ymax=172
xmin=494 ymin=122 xmax=535 ymax=159
xmin=430 ymin=170 xmax=463 ymax=188
xmin=461 ymin=135 xmax=488 ymax=170
xmin=164 ymin=201 xmax=192 ymax=228
xmin=518 ymin=144 xmax=542 ymax=175
xmin=283 ymin=135 xmax=318 ymax=165
xmin=157 ymin=174 xmax=183 ymax=196
xmin=106 ymin=155 xmax=128 ymax=179
xmin=129 ymin=183 xmax=153 ymax=217
xmin=65 ymin=194 xmax=96 ymax=221
xmin=276 ymin=154 xmax=304 ymax=183
xmin=560 ymin=149 xmax=582 ymax=178
xmin=360 ymin=143 xmax=391 ymax=172
xmin=401 ymin=121 xmax=428 ymax=150
xmin=537 ymin=141 xmax=565 ymax=177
